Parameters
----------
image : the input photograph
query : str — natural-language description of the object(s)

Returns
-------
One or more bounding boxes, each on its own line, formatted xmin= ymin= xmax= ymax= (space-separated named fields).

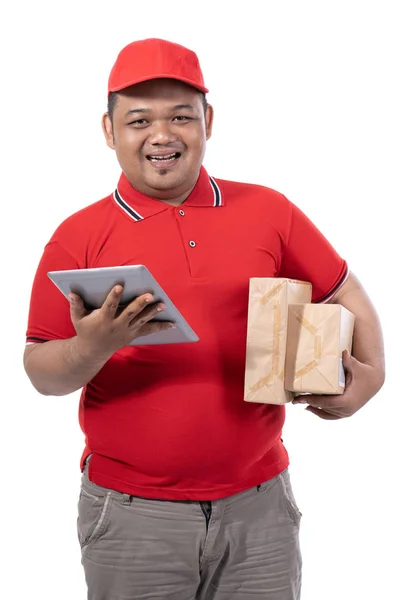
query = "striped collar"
xmin=113 ymin=166 xmax=223 ymax=222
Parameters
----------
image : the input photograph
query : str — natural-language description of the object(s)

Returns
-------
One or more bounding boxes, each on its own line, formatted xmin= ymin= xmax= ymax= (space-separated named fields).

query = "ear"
xmin=102 ymin=113 xmax=115 ymax=150
xmin=205 ymin=104 xmax=214 ymax=140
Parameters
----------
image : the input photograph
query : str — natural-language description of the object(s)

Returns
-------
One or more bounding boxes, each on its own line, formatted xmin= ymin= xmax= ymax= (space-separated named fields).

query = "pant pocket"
xmin=77 ymin=485 xmax=113 ymax=551
xmin=278 ymin=469 xmax=303 ymax=527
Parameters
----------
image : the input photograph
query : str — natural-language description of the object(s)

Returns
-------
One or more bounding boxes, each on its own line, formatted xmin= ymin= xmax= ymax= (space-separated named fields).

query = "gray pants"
xmin=77 ymin=457 xmax=302 ymax=599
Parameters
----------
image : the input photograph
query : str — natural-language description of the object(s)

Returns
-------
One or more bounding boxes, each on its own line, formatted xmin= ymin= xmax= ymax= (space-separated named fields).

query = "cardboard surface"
xmin=285 ymin=303 xmax=355 ymax=394
xmin=244 ymin=278 xmax=312 ymax=404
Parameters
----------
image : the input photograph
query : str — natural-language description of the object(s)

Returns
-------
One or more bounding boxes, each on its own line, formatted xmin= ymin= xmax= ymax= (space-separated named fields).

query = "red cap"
xmin=108 ymin=38 xmax=209 ymax=95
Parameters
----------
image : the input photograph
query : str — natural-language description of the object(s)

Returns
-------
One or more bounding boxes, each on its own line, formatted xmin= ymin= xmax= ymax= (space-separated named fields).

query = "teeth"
xmin=149 ymin=153 xmax=177 ymax=161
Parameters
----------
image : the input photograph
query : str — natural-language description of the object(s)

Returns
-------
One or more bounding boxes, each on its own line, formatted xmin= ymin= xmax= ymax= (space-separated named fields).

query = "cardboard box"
xmin=244 ymin=278 xmax=312 ymax=405
xmin=285 ymin=303 xmax=355 ymax=394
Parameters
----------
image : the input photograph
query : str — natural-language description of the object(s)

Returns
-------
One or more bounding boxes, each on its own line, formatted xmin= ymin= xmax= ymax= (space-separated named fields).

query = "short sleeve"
xmin=279 ymin=200 xmax=348 ymax=302
xmin=26 ymin=241 xmax=80 ymax=343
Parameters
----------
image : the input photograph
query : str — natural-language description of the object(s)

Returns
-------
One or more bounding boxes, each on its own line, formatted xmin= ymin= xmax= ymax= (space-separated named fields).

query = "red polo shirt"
xmin=26 ymin=167 xmax=348 ymax=500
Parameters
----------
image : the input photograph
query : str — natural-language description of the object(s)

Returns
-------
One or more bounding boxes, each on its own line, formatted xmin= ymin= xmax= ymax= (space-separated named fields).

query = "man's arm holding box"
xmin=292 ymin=272 xmax=385 ymax=419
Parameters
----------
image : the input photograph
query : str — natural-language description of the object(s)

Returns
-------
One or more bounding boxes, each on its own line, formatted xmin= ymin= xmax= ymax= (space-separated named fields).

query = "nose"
xmin=147 ymin=120 xmax=178 ymax=146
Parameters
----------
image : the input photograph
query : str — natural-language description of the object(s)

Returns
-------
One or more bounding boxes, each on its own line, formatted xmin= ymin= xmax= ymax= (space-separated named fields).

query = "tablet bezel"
xmin=47 ymin=265 xmax=199 ymax=346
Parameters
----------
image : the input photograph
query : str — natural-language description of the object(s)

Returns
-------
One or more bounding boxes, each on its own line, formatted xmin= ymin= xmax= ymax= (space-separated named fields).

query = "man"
xmin=24 ymin=38 xmax=385 ymax=599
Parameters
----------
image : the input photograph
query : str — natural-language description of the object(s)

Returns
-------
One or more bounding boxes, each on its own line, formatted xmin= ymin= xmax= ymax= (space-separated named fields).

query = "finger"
xmin=341 ymin=351 xmax=356 ymax=385
xmin=101 ymin=285 xmax=124 ymax=318
xmin=293 ymin=393 xmax=346 ymax=409
xmin=343 ymin=367 xmax=354 ymax=389
xmin=305 ymin=406 xmax=344 ymax=420
xmin=121 ymin=296 xmax=163 ymax=324
xmin=118 ymin=293 xmax=155 ymax=319
xmin=68 ymin=293 xmax=89 ymax=323
xmin=342 ymin=349 xmax=356 ymax=372
xmin=128 ymin=302 xmax=165 ymax=329
xmin=134 ymin=320 xmax=175 ymax=339
xmin=127 ymin=303 xmax=166 ymax=330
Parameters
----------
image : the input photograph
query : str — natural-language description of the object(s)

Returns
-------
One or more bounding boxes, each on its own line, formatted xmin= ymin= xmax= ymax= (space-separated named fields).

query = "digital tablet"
xmin=47 ymin=265 xmax=199 ymax=346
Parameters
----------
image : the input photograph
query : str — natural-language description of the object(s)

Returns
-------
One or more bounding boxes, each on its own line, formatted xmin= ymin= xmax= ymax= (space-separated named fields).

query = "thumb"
xmin=68 ymin=293 xmax=88 ymax=323
xmin=342 ymin=349 xmax=356 ymax=387
xmin=342 ymin=349 xmax=355 ymax=371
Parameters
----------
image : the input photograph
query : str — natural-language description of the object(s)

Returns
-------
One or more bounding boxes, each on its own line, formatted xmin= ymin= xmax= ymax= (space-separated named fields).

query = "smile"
xmin=146 ymin=152 xmax=181 ymax=164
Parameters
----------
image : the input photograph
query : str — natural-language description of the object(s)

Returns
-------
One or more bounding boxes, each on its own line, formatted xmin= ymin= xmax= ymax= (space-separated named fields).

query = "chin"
xmin=147 ymin=172 xmax=185 ymax=190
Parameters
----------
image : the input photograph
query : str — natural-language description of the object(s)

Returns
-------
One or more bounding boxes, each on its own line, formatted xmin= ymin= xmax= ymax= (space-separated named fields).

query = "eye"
xmin=128 ymin=119 xmax=149 ymax=127
xmin=173 ymin=115 xmax=192 ymax=122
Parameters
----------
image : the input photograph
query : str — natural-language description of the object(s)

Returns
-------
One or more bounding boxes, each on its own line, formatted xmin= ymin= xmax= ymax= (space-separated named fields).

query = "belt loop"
xmin=122 ymin=493 xmax=132 ymax=506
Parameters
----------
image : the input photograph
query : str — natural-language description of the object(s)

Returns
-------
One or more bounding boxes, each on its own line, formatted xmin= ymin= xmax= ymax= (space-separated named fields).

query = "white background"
xmin=2 ymin=1 xmax=399 ymax=598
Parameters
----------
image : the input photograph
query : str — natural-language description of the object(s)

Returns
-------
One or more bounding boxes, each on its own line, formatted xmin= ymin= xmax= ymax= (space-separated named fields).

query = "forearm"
xmin=330 ymin=273 xmax=385 ymax=389
xmin=24 ymin=337 xmax=112 ymax=396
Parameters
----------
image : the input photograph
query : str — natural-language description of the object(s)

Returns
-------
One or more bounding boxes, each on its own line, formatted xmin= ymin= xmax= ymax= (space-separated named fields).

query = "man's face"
xmin=102 ymin=79 xmax=213 ymax=202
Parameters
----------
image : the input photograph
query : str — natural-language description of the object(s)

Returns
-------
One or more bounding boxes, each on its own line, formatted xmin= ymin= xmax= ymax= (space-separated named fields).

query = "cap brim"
xmin=109 ymin=73 xmax=209 ymax=95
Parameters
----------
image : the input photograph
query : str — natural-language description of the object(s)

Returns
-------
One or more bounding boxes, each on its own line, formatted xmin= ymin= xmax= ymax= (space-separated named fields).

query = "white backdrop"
xmin=2 ymin=1 xmax=398 ymax=598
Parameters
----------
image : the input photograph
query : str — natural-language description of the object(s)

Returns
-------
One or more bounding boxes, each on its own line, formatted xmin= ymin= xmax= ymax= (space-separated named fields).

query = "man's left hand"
xmin=291 ymin=350 xmax=380 ymax=420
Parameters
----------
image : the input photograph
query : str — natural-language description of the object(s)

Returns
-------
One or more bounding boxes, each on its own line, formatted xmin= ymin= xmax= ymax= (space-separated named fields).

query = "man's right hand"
xmin=69 ymin=285 xmax=174 ymax=357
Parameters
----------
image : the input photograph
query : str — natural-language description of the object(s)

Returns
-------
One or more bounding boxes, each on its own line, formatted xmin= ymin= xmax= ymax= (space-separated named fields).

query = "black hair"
xmin=107 ymin=90 xmax=208 ymax=122
xmin=107 ymin=92 xmax=119 ymax=122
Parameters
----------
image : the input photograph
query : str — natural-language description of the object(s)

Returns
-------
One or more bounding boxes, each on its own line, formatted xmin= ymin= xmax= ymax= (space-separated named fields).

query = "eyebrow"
xmin=124 ymin=104 xmax=197 ymax=118
xmin=171 ymin=104 xmax=196 ymax=112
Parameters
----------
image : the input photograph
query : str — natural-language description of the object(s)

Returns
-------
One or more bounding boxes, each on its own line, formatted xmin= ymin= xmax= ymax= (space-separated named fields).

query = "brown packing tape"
xmin=285 ymin=303 xmax=355 ymax=394
xmin=249 ymin=299 xmax=282 ymax=392
xmin=273 ymin=302 xmax=282 ymax=377
xmin=295 ymin=359 xmax=319 ymax=379
xmin=289 ymin=306 xmax=339 ymax=393
xmin=260 ymin=281 xmax=286 ymax=305
xmin=244 ymin=278 xmax=312 ymax=404
xmin=294 ymin=312 xmax=322 ymax=378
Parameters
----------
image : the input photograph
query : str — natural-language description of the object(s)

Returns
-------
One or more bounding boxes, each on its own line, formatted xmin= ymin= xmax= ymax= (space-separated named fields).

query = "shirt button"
xmin=189 ymin=240 xmax=196 ymax=248
xmin=179 ymin=209 xmax=185 ymax=216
